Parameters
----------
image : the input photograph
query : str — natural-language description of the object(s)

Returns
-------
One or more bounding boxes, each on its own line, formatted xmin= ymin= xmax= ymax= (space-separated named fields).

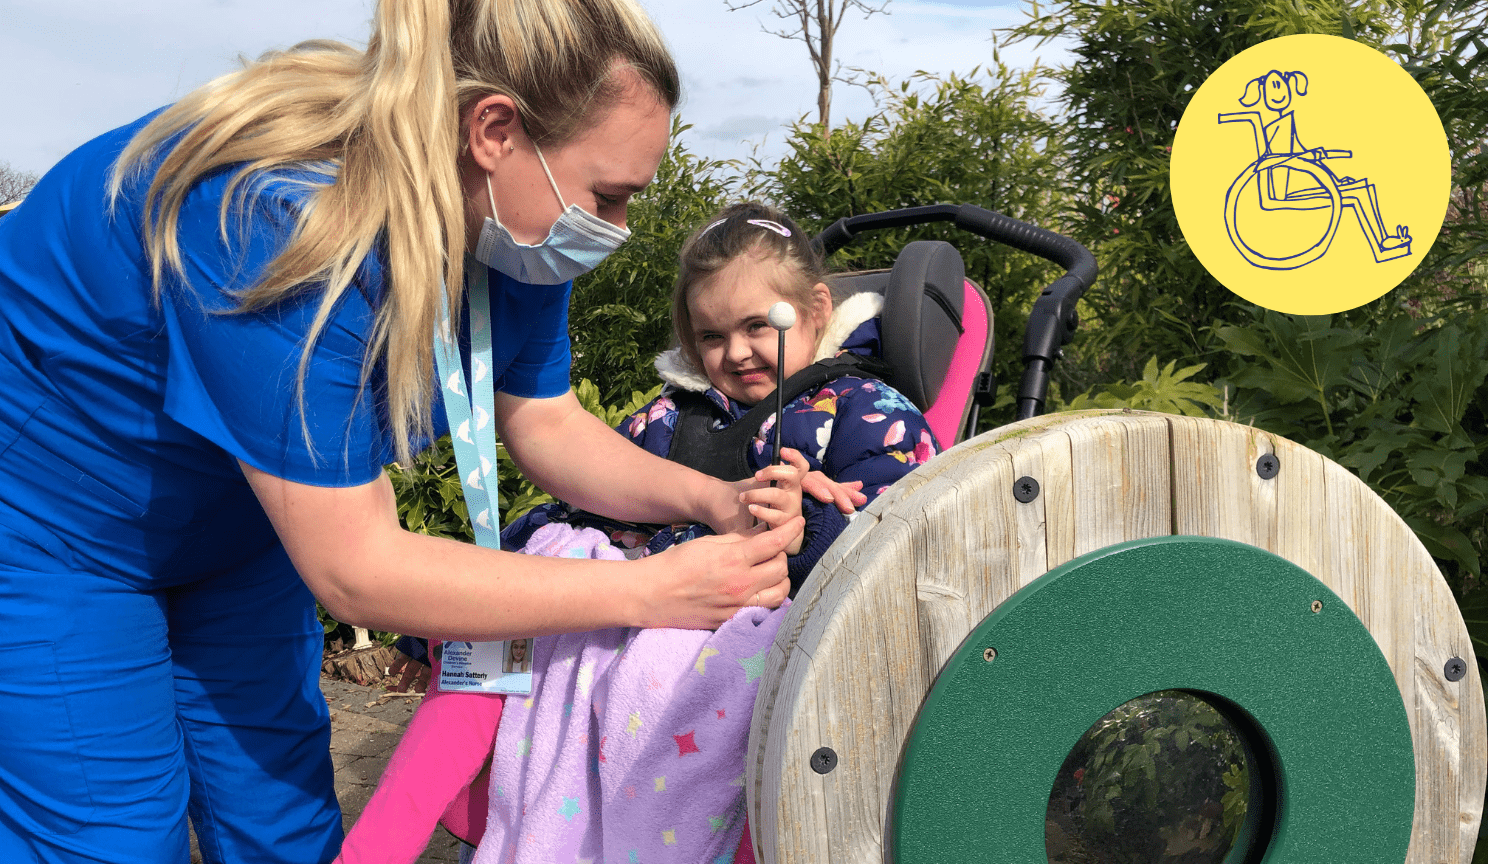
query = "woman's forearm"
xmin=241 ymin=459 xmax=795 ymax=640
xmin=330 ymin=527 xmax=642 ymax=640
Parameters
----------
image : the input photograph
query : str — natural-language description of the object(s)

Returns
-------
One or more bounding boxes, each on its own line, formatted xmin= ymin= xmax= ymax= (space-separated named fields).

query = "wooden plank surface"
xmin=747 ymin=411 xmax=1485 ymax=864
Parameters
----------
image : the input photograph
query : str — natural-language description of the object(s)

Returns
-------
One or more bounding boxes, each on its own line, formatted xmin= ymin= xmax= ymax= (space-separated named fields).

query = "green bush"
xmin=1060 ymin=356 xmax=1225 ymax=418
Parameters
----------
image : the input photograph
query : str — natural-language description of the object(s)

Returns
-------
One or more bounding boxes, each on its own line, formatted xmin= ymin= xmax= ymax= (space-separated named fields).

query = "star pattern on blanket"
xmin=518 ymin=737 xmax=532 ymax=757
xmin=627 ymin=711 xmax=643 ymax=738
xmin=709 ymin=815 xmax=726 ymax=833
xmin=674 ymin=731 xmax=700 ymax=756
xmin=716 ymin=708 xmax=726 ymax=719
xmin=695 ymin=647 xmax=720 ymax=675
xmin=654 ymin=776 xmax=666 ymax=792
xmin=558 ymin=797 xmax=581 ymax=822
xmin=737 ymin=647 xmax=768 ymax=683
xmin=663 ymin=829 xmax=677 ymax=846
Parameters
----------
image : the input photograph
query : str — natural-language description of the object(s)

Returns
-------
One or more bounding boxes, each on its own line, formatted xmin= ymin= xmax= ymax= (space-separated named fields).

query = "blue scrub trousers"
xmin=0 ymin=521 xmax=343 ymax=863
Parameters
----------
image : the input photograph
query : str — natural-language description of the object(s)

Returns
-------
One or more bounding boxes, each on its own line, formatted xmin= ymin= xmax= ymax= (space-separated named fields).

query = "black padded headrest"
xmin=882 ymin=241 xmax=966 ymax=411
xmin=828 ymin=241 xmax=967 ymax=412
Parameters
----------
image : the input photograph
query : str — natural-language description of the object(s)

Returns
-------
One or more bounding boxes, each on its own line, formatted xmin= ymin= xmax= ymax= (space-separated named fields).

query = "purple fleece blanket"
xmin=475 ymin=523 xmax=787 ymax=864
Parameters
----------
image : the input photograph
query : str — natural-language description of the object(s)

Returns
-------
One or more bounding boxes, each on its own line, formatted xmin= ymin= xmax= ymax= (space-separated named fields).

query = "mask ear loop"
xmin=485 ymin=135 xmax=566 ymax=229
xmin=532 ymin=142 xmax=568 ymax=210
xmin=485 ymin=173 xmax=503 ymax=227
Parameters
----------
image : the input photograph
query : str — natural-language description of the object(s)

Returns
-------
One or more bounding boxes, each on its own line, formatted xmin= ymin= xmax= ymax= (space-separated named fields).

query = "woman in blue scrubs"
xmin=0 ymin=1 xmax=812 ymax=862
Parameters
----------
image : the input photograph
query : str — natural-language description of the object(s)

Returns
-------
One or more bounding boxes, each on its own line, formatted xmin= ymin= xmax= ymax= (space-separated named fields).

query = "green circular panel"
xmin=887 ymin=536 xmax=1415 ymax=864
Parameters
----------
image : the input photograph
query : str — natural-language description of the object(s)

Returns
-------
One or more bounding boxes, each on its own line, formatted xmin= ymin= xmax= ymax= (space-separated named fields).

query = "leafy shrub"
xmin=1060 ymin=356 xmax=1226 ymax=418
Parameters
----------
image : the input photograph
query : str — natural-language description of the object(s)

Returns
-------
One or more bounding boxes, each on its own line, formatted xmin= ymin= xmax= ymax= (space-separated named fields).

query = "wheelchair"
xmin=1218 ymin=111 xmax=1411 ymax=269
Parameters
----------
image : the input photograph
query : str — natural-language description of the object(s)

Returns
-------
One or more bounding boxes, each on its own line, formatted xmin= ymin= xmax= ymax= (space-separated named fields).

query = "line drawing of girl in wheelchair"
xmin=1218 ymin=69 xmax=1411 ymax=269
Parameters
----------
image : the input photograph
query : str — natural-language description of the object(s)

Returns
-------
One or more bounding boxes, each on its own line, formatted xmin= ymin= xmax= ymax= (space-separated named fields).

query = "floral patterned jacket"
xmin=501 ymin=292 xmax=940 ymax=594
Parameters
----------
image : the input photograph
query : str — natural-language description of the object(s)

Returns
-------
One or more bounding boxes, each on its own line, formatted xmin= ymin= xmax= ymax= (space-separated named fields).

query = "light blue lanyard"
xmin=433 ymin=265 xmax=502 ymax=550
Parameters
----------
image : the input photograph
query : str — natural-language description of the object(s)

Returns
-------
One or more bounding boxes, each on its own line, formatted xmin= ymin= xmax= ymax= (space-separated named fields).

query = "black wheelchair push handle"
xmin=812 ymin=204 xmax=1097 ymax=420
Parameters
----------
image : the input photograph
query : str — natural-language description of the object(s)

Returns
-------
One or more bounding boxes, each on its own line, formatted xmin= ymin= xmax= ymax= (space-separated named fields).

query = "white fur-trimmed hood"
xmin=653 ymin=291 xmax=884 ymax=393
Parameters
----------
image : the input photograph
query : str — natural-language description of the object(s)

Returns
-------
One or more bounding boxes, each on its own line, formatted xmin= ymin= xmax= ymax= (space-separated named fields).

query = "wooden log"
xmin=749 ymin=410 xmax=1486 ymax=864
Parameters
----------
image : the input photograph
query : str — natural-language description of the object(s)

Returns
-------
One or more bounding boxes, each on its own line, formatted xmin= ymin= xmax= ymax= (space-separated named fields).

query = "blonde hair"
xmin=109 ymin=0 xmax=679 ymax=465
xmin=671 ymin=202 xmax=828 ymax=371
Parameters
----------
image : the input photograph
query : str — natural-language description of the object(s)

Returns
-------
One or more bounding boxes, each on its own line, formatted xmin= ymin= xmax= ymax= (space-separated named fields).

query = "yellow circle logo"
xmin=1171 ymin=34 xmax=1449 ymax=314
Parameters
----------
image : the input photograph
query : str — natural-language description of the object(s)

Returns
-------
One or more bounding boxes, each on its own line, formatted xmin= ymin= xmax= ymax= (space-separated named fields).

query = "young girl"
xmin=339 ymin=202 xmax=940 ymax=864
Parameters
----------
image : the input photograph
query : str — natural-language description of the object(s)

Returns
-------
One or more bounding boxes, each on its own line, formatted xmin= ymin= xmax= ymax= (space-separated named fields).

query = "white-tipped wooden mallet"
xmin=767 ymin=301 xmax=796 ymax=466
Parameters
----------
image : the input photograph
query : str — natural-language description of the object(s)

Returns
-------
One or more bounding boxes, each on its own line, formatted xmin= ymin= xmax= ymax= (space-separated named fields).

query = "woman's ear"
xmin=465 ymin=94 xmax=524 ymax=173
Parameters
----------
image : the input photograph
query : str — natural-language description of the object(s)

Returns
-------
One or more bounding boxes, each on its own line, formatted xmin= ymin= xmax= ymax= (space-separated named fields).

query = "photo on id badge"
xmin=1170 ymin=33 xmax=1449 ymax=314
xmin=438 ymin=639 xmax=533 ymax=693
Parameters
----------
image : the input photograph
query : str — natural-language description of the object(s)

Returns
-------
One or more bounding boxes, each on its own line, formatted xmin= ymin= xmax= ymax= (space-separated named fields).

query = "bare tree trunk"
xmin=816 ymin=0 xmax=833 ymax=130
xmin=725 ymin=0 xmax=890 ymax=139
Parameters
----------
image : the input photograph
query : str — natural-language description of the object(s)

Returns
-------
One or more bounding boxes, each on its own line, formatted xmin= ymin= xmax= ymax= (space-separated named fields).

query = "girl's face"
xmin=688 ymin=254 xmax=831 ymax=406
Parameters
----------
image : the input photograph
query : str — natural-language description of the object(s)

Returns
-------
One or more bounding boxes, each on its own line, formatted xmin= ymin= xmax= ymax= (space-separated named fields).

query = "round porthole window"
xmin=1046 ymin=690 xmax=1270 ymax=864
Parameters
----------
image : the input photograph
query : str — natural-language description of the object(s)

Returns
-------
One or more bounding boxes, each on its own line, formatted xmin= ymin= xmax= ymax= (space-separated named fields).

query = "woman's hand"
xmin=635 ymin=516 xmax=802 ymax=629
xmin=740 ymin=448 xmax=811 ymax=555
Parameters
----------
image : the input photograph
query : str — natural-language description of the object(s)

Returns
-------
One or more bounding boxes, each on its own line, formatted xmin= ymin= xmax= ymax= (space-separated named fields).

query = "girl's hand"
xmin=636 ymin=516 xmax=802 ymax=628
xmin=740 ymin=448 xmax=811 ymax=555
xmin=801 ymin=473 xmax=865 ymax=515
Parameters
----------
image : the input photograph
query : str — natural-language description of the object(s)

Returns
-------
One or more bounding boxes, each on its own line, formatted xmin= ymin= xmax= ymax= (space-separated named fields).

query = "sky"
xmin=0 ymin=0 xmax=1072 ymax=181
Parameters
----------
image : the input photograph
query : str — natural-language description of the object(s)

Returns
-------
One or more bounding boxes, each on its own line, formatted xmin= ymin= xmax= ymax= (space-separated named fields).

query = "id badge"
xmin=437 ymin=638 xmax=534 ymax=694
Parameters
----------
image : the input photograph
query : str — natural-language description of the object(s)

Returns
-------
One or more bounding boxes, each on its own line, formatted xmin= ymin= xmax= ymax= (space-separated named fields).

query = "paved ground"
xmin=190 ymin=676 xmax=466 ymax=863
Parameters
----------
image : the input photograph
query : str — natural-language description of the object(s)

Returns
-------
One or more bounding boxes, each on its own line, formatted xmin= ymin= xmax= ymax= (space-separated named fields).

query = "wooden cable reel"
xmin=746 ymin=410 xmax=1485 ymax=864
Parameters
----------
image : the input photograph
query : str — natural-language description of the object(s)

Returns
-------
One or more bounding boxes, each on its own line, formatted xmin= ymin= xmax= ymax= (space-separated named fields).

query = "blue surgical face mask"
xmin=473 ymin=141 xmax=631 ymax=285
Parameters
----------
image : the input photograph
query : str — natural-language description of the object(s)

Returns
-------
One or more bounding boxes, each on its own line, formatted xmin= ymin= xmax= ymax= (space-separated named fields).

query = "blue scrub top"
xmin=0 ymin=112 xmax=574 ymax=590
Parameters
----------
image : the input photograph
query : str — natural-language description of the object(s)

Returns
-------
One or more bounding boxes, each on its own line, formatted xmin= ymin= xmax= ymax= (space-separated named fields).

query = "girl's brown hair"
xmin=670 ymin=202 xmax=828 ymax=370
xmin=109 ymin=0 xmax=679 ymax=465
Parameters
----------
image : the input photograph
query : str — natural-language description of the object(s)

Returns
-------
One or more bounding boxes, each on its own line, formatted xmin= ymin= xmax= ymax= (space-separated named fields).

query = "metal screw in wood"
xmin=1012 ymin=476 xmax=1039 ymax=503
xmin=810 ymin=747 xmax=838 ymax=775
xmin=1311 ymin=600 xmax=1323 ymax=613
xmin=983 ymin=647 xmax=998 ymax=662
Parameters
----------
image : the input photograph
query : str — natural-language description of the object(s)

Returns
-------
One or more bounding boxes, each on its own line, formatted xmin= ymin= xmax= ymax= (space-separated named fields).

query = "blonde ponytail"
xmin=110 ymin=0 xmax=678 ymax=466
